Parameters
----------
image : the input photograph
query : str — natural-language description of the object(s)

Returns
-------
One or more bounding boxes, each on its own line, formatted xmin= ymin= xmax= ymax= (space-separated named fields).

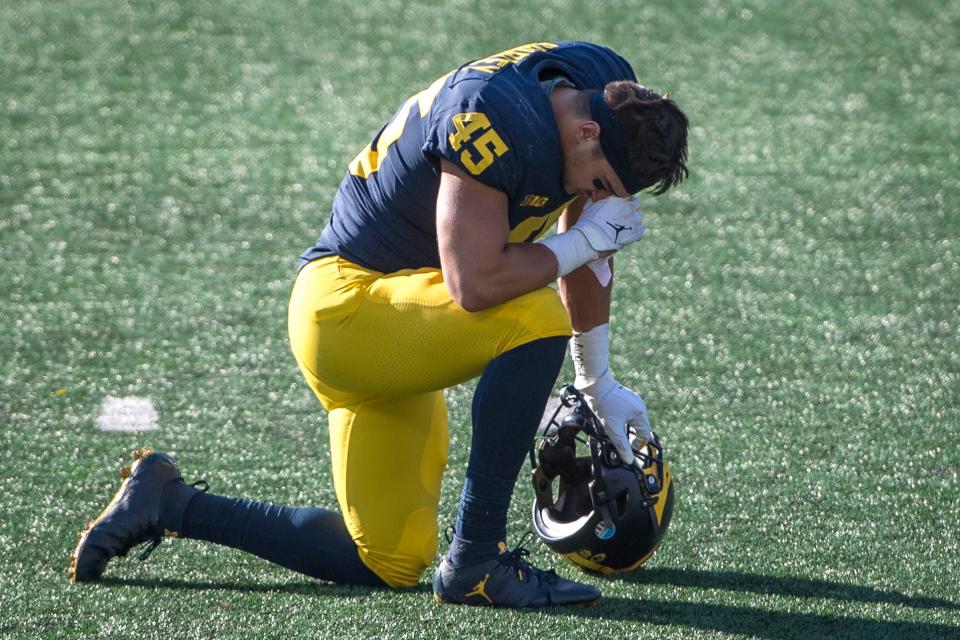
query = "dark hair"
xmin=604 ymin=81 xmax=689 ymax=196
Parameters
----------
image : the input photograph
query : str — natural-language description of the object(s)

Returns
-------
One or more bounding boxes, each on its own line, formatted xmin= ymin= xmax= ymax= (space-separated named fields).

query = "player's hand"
xmin=578 ymin=372 xmax=652 ymax=466
xmin=571 ymin=196 xmax=645 ymax=254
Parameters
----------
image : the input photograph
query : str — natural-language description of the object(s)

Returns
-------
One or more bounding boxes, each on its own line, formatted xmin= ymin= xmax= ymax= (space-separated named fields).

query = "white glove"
xmin=571 ymin=323 xmax=652 ymax=467
xmin=539 ymin=197 xmax=645 ymax=277
xmin=578 ymin=372 xmax=652 ymax=467
xmin=570 ymin=196 xmax=645 ymax=253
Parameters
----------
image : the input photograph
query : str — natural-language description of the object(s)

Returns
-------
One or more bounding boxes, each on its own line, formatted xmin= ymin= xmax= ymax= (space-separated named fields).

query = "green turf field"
xmin=2 ymin=0 xmax=958 ymax=637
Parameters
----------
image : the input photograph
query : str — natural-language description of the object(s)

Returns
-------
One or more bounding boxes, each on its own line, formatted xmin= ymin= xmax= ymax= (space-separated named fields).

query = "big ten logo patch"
xmin=521 ymin=194 xmax=550 ymax=208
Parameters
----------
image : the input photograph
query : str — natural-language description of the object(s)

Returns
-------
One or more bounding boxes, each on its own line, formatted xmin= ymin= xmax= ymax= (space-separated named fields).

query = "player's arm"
xmin=557 ymin=197 xmax=653 ymax=467
xmin=557 ymin=196 xmax=613 ymax=332
xmin=436 ymin=159 xmax=559 ymax=312
xmin=437 ymin=160 xmax=646 ymax=312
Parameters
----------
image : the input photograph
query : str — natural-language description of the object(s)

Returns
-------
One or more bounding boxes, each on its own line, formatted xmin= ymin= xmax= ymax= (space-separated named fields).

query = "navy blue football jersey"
xmin=300 ymin=41 xmax=637 ymax=273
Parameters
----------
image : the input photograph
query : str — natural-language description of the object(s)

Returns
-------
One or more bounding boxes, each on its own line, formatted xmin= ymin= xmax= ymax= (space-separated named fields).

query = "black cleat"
xmin=68 ymin=448 xmax=206 ymax=583
xmin=433 ymin=539 xmax=601 ymax=607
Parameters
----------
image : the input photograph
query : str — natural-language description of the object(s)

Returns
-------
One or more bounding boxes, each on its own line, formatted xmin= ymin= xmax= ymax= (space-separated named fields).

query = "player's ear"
xmin=578 ymin=120 xmax=601 ymax=143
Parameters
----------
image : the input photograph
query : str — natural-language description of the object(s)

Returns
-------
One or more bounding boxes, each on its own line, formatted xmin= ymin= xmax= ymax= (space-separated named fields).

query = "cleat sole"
xmin=567 ymin=595 xmax=601 ymax=608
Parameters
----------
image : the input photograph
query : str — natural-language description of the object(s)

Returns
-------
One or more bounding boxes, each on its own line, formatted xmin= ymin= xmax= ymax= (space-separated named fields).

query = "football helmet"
xmin=530 ymin=386 xmax=674 ymax=574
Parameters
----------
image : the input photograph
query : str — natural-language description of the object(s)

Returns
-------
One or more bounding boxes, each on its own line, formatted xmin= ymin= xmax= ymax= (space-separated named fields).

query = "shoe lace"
xmin=137 ymin=480 xmax=209 ymax=562
xmin=137 ymin=538 xmax=162 ymax=561
xmin=496 ymin=532 xmax=558 ymax=586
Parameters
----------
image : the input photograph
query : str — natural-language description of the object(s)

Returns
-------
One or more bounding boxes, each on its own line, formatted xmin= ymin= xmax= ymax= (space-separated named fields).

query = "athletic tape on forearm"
xmin=538 ymin=228 xmax=599 ymax=278
xmin=571 ymin=322 xmax=610 ymax=386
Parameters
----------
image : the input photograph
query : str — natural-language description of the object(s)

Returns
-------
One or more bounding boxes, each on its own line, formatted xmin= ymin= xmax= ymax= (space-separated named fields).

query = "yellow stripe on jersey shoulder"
xmin=419 ymin=72 xmax=451 ymax=117
xmin=349 ymin=72 xmax=453 ymax=179
xmin=349 ymin=94 xmax=416 ymax=179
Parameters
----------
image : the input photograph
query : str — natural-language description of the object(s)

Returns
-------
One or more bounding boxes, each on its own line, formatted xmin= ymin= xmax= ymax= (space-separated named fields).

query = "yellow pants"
xmin=287 ymin=256 xmax=571 ymax=586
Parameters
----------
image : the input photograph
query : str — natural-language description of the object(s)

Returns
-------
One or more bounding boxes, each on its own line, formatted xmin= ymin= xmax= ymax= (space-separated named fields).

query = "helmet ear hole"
xmin=615 ymin=491 xmax=629 ymax=518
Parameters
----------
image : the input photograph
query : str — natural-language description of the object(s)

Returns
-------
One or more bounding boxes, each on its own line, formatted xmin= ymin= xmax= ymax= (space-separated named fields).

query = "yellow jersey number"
xmin=448 ymin=113 xmax=508 ymax=176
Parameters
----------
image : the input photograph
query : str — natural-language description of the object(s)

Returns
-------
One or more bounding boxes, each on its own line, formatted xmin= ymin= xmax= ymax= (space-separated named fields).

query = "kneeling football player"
xmin=71 ymin=40 xmax=689 ymax=607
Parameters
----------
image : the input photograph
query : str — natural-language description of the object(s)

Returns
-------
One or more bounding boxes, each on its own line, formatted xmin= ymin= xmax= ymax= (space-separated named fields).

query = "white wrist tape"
xmin=587 ymin=257 xmax=613 ymax=287
xmin=571 ymin=322 xmax=610 ymax=386
xmin=538 ymin=228 xmax=599 ymax=278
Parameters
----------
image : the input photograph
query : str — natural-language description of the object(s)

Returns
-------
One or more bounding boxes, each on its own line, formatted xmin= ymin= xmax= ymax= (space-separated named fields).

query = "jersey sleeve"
xmin=422 ymin=83 xmax=523 ymax=195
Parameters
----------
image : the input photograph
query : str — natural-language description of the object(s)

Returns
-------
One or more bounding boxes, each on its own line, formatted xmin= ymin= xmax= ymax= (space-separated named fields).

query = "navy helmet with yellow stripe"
xmin=531 ymin=386 xmax=674 ymax=574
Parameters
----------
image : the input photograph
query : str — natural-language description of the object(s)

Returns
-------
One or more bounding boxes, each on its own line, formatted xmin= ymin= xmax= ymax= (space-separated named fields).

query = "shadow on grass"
xmin=97 ymin=576 xmax=393 ymax=598
xmin=561 ymin=596 xmax=960 ymax=640
xmin=535 ymin=567 xmax=960 ymax=639
xmin=625 ymin=567 xmax=960 ymax=611
xmin=98 ymin=570 xmax=960 ymax=639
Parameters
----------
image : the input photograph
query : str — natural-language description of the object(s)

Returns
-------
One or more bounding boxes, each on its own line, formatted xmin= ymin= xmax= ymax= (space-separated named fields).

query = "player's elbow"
xmin=446 ymin=278 xmax=500 ymax=313
xmin=451 ymin=288 xmax=497 ymax=313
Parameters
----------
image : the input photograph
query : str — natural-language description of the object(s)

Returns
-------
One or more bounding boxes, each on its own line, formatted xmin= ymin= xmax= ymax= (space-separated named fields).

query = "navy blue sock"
xmin=450 ymin=336 xmax=568 ymax=567
xmin=181 ymin=493 xmax=385 ymax=587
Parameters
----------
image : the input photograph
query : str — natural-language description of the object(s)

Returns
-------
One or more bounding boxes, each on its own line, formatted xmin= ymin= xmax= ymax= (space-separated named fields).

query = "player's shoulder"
xmin=432 ymin=49 xmax=545 ymax=115
xmin=427 ymin=45 xmax=561 ymax=141
xmin=429 ymin=41 xmax=633 ymax=117
xmin=419 ymin=41 xmax=634 ymax=192
xmin=423 ymin=45 xmax=561 ymax=168
xmin=453 ymin=41 xmax=631 ymax=79
xmin=530 ymin=41 xmax=638 ymax=88
xmin=423 ymin=74 xmax=549 ymax=190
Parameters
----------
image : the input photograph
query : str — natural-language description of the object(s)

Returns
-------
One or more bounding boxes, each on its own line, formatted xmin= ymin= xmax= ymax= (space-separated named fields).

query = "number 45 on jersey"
xmin=448 ymin=113 xmax=509 ymax=176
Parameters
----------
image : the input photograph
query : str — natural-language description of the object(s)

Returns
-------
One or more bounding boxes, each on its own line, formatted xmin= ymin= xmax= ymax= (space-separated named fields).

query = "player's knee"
xmin=360 ymin=547 xmax=433 ymax=589
xmin=354 ymin=510 xmax=440 ymax=588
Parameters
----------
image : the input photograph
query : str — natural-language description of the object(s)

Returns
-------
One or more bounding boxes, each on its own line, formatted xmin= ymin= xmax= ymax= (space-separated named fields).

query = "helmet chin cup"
xmin=530 ymin=385 xmax=675 ymax=574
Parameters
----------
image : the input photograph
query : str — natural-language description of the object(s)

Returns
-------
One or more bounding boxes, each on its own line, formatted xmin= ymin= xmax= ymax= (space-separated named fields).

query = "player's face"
xmin=562 ymin=137 xmax=630 ymax=202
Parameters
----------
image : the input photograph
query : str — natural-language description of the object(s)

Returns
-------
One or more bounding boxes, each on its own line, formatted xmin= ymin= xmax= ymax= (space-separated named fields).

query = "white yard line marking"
xmin=95 ymin=396 xmax=159 ymax=432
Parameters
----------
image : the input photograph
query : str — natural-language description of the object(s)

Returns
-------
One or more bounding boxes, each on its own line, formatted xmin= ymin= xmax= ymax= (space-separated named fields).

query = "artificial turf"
xmin=1 ymin=1 xmax=958 ymax=638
